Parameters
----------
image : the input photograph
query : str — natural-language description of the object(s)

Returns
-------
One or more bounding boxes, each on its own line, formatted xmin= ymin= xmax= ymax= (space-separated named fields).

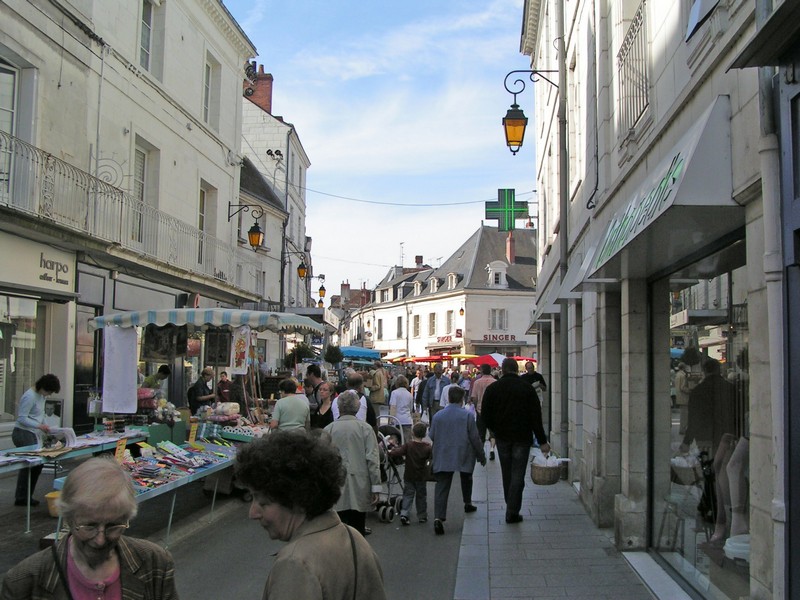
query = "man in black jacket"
xmin=482 ymin=358 xmax=550 ymax=523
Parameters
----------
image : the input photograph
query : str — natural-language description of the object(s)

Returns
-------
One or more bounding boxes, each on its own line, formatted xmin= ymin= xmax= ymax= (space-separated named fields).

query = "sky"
xmin=223 ymin=0 xmax=537 ymax=300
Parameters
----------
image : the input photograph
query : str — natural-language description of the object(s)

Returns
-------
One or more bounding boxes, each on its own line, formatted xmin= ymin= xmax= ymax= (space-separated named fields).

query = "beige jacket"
xmin=263 ymin=510 xmax=386 ymax=600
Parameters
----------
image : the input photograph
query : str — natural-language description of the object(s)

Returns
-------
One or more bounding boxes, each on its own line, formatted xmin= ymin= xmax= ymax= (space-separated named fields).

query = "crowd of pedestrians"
xmin=4 ymin=357 xmax=549 ymax=599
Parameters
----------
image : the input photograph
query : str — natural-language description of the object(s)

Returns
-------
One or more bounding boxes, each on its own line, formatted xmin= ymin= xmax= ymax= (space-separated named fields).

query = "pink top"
xmin=66 ymin=547 xmax=122 ymax=600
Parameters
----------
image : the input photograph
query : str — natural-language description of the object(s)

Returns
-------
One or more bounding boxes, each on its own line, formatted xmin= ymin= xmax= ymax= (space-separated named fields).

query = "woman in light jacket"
xmin=324 ymin=390 xmax=382 ymax=536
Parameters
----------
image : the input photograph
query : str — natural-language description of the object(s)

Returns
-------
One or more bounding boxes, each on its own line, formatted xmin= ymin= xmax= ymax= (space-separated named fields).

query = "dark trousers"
xmin=338 ymin=509 xmax=367 ymax=536
xmin=13 ymin=428 xmax=43 ymax=502
xmin=495 ymin=440 xmax=531 ymax=518
xmin=433 ymin=471 xmax=473 ymax=521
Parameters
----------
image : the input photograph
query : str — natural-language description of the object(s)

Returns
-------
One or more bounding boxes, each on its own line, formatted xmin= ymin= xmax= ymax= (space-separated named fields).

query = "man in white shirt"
xmin=422 ymin=363 xmax=449 ymax=420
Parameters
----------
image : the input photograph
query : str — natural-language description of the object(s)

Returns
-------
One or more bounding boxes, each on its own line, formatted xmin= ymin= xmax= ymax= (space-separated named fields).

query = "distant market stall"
xmin=88 ymin=308 xmax=324 ymax=419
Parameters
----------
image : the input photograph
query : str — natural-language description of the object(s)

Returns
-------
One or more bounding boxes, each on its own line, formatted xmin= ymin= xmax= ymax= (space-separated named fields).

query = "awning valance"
xmin=88 ymin=308 xmax=324 ymax=335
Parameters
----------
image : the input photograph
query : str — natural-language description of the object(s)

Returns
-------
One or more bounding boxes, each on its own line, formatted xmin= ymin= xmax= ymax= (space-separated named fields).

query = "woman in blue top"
xmin=13 ymin=373 xmax=60 ymax=506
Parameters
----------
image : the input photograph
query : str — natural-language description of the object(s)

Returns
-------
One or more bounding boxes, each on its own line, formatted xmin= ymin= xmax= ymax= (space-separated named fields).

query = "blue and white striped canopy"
xmin=88 ymin=308 xmax=324 ymax=335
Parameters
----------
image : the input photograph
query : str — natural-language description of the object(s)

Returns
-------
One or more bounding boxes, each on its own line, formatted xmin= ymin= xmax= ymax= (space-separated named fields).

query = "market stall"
xmin=88 ymin=308 xmax=325 ymax=436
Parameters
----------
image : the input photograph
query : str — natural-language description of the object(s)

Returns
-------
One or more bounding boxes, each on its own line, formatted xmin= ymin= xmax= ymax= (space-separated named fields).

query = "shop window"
xmin=0 ymin=295 xmax=45 ymax=423
xmin=653 ymin=249 xmax=749 ymax=599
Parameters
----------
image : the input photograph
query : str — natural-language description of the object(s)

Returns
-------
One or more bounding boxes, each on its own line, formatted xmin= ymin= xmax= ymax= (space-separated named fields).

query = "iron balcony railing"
xmin=617 ymin=1 xmax=649 ymax=136
xmin=0 ymin=130 xmax=261 ymax=295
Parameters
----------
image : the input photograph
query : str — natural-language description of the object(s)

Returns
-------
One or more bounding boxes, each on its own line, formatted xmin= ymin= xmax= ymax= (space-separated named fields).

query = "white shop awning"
xmin=88 ymin=308 xmax=324 ymax=335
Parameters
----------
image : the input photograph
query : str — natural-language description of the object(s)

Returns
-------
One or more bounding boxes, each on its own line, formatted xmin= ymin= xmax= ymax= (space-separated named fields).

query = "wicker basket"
xmin=530 ymin=462 xmax=562 ymax=486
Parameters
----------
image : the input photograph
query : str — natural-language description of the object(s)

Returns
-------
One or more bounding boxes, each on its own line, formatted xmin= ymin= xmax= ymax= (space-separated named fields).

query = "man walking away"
xmin=421 ymin=363 xmax=449 ymax=423
xmin=428 ymin=386 xmax=486 ymax=535
xmin=482 ymin=358 xmax=550 ymax=524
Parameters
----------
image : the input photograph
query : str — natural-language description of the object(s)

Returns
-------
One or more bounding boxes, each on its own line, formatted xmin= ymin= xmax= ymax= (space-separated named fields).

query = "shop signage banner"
xmin=0 ymin=232 xmax=75 ymax=292
xmin=591 ymin=95 xmax=734 ymax=276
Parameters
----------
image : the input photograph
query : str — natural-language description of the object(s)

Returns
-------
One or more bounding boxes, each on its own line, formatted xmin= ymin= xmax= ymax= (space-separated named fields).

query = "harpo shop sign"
xmin=0 ymin=232 xmax=75 ymax=293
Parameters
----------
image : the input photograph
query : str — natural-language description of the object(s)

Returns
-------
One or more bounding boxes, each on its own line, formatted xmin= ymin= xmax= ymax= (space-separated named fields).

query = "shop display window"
xmin=0 ymin=295 xmax=45 ymax=423
xmin=653 ymin=246 xmax=749 ymax=599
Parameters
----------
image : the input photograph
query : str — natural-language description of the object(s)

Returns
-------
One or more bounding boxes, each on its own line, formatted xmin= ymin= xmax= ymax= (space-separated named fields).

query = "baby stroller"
xmin=375 ymin=415 xmax=406 ymax=523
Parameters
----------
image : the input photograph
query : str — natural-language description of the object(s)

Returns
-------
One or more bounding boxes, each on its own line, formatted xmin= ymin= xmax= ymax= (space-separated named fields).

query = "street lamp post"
xmin=502 ymin=0 xmax=569 ymax=459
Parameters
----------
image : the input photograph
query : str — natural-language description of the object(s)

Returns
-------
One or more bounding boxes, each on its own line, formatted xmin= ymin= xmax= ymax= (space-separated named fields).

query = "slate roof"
xmin=239 ymin=156 xmax=285 ymax=212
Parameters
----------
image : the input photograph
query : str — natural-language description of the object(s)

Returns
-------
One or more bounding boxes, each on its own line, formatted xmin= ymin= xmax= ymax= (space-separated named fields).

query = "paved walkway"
xmin=455 ymin=459 xmax=657 ymax=600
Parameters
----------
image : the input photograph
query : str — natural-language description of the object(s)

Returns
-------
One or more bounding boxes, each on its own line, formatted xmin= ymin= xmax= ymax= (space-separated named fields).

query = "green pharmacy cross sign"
xmin=485 ymin=189 xmax=528 ymax=232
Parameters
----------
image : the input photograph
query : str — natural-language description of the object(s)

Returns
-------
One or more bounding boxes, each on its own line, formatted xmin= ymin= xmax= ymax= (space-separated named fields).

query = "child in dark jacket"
xmin=389 ymin=422 xmax=432 ymax=525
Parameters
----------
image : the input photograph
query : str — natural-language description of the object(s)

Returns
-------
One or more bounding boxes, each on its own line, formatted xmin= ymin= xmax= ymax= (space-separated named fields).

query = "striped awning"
xmin=88 ymin=308 xmax=324 ymax=335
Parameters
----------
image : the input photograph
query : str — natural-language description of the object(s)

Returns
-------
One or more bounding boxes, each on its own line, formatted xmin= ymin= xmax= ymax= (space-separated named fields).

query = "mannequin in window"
xmin=681 ymin=358 xmax=737 ymax=542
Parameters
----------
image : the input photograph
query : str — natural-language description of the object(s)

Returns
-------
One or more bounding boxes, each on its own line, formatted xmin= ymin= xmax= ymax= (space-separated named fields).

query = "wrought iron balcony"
xmin=0 ymin=130 xmax=261 ymax=295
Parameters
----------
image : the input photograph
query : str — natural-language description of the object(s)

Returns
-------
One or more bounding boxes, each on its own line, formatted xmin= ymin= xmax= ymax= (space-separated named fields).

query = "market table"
xmin=2 ymin=431 xmax=147 ymax=533
xmin=0 ymin=455 xmax=44 ymax=533
xmin=54 ymin=442 xmax=236 ymax=547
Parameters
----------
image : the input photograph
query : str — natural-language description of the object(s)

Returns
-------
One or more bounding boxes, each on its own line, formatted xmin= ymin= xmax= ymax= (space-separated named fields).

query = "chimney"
xmin=245 ymin=63 xmax=274 ymax=114
xmin=506 ymin=232 xmax=516 ymax=264
xmin=415 ymin=255 xmax=423 ymax=267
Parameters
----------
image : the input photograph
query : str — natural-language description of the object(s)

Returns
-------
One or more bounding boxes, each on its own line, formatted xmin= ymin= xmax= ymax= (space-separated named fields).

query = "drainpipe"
xmin=556 ymin=0 xmax=570 ymax=459
xmin=754 ymin=0 xmax=786 ymax=596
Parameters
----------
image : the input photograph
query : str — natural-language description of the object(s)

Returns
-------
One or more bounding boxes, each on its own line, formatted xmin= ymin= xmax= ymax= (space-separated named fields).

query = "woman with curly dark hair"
xmin=235 ymin=432 xmax=387 ymax=600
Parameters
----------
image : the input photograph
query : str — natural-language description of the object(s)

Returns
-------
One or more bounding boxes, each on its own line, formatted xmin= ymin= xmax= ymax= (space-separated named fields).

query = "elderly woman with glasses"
xmin=1 ymin=457 xmax=179 ymax=600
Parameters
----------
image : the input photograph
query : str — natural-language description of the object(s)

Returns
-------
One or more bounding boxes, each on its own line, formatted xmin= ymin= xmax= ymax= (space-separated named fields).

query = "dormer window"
xmin=486 ymin=260 xmax=509 ymax=288
xmin=429 ymin=278 xmax=439 ymax=293
xmin=414 ymin=281 xmax=422 ymax=296
xmin=447 ymin=272 xmax=458 ymax=290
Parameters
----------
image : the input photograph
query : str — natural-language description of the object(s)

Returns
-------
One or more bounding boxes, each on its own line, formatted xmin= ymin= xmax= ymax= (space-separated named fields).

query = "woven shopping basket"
xmin=530 ymin=452 xmax=562 ymax=486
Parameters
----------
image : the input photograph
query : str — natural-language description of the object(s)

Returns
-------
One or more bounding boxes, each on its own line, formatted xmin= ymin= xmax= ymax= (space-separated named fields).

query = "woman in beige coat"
xmin=236 ymin=432 xmax=386 ymax=600
xmin=324 ymin=389 xmax=383 ymax=536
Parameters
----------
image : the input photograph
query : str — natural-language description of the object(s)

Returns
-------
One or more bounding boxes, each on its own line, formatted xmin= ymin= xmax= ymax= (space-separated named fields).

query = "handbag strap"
xmin=346 ymin=526 xmax=359 ymax=600
xmin=51 ymin=543 xmax=76 ymax=600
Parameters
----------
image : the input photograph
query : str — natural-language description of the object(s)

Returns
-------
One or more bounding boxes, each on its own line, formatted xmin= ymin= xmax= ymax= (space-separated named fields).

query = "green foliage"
xmin=284 ymin=342 xmax=316 ymax=368
xmin=324 ymin=344 xmax=344 ymax=365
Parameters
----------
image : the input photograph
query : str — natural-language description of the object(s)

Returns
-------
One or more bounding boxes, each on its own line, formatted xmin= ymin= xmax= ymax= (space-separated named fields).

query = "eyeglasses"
xmin=72 ymin=522 xmax=130 ymax=538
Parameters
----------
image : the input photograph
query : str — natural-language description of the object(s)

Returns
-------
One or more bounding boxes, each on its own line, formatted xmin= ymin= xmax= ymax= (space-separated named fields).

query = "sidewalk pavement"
xmin=453 ymin=457 xmax=690 ymax=600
